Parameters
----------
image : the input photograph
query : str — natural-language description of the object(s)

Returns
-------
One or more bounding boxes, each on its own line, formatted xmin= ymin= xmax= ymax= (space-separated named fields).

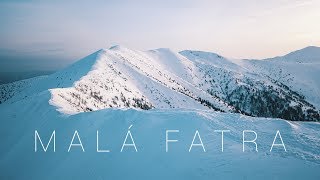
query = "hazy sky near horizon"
xmin=0 ymin=0 xmax=320 ymax=71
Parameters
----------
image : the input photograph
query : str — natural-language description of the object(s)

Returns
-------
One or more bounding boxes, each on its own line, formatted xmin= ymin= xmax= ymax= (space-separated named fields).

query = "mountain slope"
xmin=180 ymin=50 xmax=319 ymax=121
xmin=0 ymin=46 xmax=319 ymax=121
xmin=233 ymin=46 xmax=320 ymax=111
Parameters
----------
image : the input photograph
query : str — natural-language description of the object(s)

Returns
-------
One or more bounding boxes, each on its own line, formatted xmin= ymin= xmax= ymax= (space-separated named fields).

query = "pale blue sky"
xmin=0 ymin=0 xmax=320 ymax=71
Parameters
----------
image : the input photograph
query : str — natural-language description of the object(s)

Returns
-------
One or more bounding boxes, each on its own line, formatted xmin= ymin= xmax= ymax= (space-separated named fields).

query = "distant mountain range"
xmin=0 ymin=71 xmax=55 ymax=85
xmin=0 ymin=46 xmax=319 ymax=121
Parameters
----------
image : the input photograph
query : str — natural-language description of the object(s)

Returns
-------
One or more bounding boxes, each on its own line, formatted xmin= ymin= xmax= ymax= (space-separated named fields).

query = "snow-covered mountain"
xmin=0 ymin=45 xmax=319 ymax=121
xmin=0 ymin=46 xmax=320 ymax=179
xmin=233 ymin=46 xmax=320 ymax=120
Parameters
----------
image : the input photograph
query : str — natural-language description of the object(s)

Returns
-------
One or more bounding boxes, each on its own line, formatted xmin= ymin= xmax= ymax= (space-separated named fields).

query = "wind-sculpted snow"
xmin=0 ymin=93 xmax=319 ymax=179
xmin=0 ymin=46 xmax=319 ymax=121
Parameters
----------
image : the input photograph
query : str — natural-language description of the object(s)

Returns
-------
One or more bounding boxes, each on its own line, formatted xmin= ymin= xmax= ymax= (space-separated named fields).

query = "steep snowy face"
xmin=0 ymin=50 xmax=103 ymax=105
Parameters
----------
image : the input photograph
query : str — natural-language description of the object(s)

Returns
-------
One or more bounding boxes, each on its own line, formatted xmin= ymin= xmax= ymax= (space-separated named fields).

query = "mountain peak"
xmin=281 ymin=46 xmax=320 ymax=63
xmin=264 ymin=46 xmax=320 ymax=63
xmin=286 ymin=46 xmax=320 ymax=56
xmin=301 ymin=45 xmax=320 ymax=50
xmin=180 ymin=50 xmax=224 ymax=59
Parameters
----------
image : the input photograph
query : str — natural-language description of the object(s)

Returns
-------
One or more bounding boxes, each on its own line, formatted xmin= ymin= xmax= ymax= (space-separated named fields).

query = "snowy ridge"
xmin=0 ymin=46 xmax=319 ymax=121
xmin=49 ymin=46 xmax=233 ymax=114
